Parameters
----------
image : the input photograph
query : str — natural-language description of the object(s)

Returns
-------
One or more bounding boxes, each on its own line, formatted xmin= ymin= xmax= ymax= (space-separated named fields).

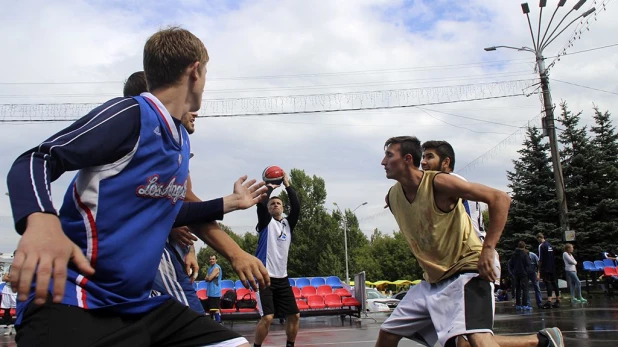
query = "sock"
xmin=254 ymin=344 xmax=262 ymax=347
xmin=537 ymin=332 xmax=549 ymax=347
xmin=286 ymin=341 xmax=295 ymax=347
xmin=214 ymin=312 xmax=221 ymax=323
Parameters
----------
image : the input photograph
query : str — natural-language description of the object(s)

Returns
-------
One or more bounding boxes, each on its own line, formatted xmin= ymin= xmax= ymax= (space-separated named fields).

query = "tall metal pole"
xmin=536 ymin=54 xmax=569 ymax=234
xmin=343 ymin=216 xmax=349 ymax=285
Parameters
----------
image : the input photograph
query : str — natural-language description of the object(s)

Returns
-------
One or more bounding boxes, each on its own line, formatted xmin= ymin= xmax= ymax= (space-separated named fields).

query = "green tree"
xmin=367 ymin=229 xmax=422 ymax=282
xmin=503 ymin=127 xmax=560 ymax=262
xmin=196 ymin=223 xmax=243 ymax=281
xmin=588 ymin=106 xmax=618 ymax=256
xmin=557 ymin=102 xmax=599 ymax=260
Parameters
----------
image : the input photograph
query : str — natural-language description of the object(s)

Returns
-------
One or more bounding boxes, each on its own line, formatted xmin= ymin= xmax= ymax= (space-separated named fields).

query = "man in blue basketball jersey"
xmin=7 ymin=27 xmax=268 ymax=347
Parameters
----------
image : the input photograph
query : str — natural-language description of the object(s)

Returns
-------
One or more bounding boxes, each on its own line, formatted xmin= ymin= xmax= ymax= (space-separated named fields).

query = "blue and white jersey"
xmin=450 ymin=173 xmax=485 ymax=242
xmin=206 ymin=264 xmax=222 ymax=298
xmin=170 ymin=239 xmax=191 ymax=261
xmin=7 ymin=93 xmax=193 ymax=321
xmin=255 ymin=186 xmax=300 ymax=279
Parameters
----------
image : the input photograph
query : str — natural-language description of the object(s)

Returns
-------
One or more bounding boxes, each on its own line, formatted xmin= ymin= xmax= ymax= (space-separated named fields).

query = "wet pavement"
xmin=0 ymin=296 xmax=616 ymax=346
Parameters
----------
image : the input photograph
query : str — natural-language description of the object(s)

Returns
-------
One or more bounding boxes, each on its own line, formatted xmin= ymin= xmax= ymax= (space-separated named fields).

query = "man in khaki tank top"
xmin=418 ymin=139 xmax=564 ymax=347
xmin=375 ymin=136 xmax=564 ymax=347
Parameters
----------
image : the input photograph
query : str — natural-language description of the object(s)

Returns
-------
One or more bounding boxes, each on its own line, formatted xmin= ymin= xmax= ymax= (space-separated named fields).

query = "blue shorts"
xmin=153 ymin=243 xmax=205 ymax=314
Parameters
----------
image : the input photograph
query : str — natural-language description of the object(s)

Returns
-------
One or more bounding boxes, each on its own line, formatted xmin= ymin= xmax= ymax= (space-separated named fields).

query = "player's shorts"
xmin=15 ymin=298 xmax=247 ymax=346
xmin=257 ymin=277 xmax=299 ymax=317
xmin=207 ymin=297 xmax=221 ymax=312
xmin=380 ymin=272 xmax=494 ymax=347
xmin=153 ymin=242 xmax=205 ymax=314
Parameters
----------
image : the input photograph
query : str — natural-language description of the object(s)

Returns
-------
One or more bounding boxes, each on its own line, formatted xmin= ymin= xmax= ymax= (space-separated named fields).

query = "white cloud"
xmin=0 ymin=0 xmax=616 ymax=253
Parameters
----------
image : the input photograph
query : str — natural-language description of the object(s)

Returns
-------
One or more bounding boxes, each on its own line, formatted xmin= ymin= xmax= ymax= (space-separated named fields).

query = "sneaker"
xmin=539 ymin=327 xmax=564 ymax=347
xmin=552 ymin=301 xmax=561 ymax=308
xmin=3 ymin=325 xmax=14 ymax=336
xmin=523 ymin=306 xmax=533 ymax=310
xmin=515 ymin=305 xmax=523 ymax=310
xmin=542 ymin=302 xmax=553 ymax=309
xmin=571 ymin=298 xmax=581 ymax=303
xmin=579 ymin=297 xmax=588 ymax=303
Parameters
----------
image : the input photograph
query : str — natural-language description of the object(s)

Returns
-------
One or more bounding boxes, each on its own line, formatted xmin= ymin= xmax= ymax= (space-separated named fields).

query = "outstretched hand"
xmin=229 ymin=250 xmax=270 ymax=291
xmin=11 ymin=213 xmax=95 ymax=305
xmin=169 ymin=226 xmax=198 ymax=247
xmin=233 ymin=175 xmax=268 ymax=210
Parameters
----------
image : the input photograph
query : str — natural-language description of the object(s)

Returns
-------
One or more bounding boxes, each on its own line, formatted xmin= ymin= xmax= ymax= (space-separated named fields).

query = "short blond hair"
xmin=143 ymin=27 xmax=209 ymax=91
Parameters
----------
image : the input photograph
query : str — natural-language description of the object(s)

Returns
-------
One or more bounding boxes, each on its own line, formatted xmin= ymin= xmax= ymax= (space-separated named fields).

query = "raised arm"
xmin=433 ymin=173 xmax=512 ymax=282
xmin=284 ymin=171 xmax=300 ymax=230
xmin=7 ymin=97 xmax=141 ymax=305
xmin=256 ymin=185 xmax=275 ymax=232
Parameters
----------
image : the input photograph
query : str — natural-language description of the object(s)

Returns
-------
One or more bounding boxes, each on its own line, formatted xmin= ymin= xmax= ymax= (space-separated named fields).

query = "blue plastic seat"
xmin=325 ymin=276 xmax=343 ymax=288
xmin=220 ymin=279 xmax=235 ymax=290
xmin=583 ymin=261 xmax=598 ymax=272
xmin=603 ymin=259 xmax=616 ymax=268
xmin=295 ymin=277 xmax=310 ymax=289
xmin=310 ymin=277 xmax=326 ymax=287
xmin=594 ymin=260 xmax=606 ymax=271
xmin=197 ymin=281 xmax=207 ymax=290
xmin=288 ymin=278 xmax=296 ymax=287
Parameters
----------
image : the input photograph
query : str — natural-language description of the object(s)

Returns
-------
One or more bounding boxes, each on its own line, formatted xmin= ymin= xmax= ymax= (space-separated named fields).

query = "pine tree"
xmin=503 ymin=127 xmax=560 ymax=262
xmin=587 ymin=106 xmax=618 ymax=257
xmin=557 ymin=102 xmax=598 ymax=260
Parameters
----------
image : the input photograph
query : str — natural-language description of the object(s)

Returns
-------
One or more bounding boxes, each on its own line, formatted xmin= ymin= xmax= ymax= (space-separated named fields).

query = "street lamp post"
xmin=484 ymin=0 xmax=595 ymax=239
xmin=333 ymin=201 xmax=367 ymax=285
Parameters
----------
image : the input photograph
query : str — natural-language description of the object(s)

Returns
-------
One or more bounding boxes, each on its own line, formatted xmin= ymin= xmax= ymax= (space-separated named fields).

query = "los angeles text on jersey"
xmin=136 ymin=174 xmax=187 ymax=204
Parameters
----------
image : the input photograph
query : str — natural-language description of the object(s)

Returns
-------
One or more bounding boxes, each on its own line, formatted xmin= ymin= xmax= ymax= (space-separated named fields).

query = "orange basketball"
xmin=262 ymin=166 xmax=284 ymax=184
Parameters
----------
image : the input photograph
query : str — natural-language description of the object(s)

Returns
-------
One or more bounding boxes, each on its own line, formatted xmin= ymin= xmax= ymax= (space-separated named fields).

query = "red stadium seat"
xmin=301 ymin=286 xmax=317 ymax=298
xmin=323 ymin=293 xmax=343 ymax=308
xmin=316 ymin=285 xmax=332 ymax=296
xmin=296 ymin=299 xmax=310 ymax=310
xmin=334 ymin=288 xmax=352 ymax=297
xmin=306 ymin=295 xmax=326 ymax=309
xmin=197 ymin=289 xmax=207 ymax=300
xmin=292 ymin=286 xmax=302 ymax=299
xmin=236 ymin=288 xmax=251 ymax=299
xmin=342 ymin=297 xmax=361 ymax=307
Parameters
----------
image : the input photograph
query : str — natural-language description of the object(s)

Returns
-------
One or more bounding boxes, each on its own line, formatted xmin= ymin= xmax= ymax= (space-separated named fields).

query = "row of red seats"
xmin=296 ymin=294 xmax=360 ymax=310
xmin=196 ymin=285 xmax=353 ymax=301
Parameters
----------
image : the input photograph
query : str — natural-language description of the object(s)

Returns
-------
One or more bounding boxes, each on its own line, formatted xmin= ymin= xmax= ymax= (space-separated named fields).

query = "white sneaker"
xmin=4 ymin=325 xmax=14 ymax=336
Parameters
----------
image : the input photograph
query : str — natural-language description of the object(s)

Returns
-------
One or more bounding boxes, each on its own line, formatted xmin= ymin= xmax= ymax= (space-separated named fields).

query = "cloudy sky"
xmin=0 ymin=0 xmax=616 ymax=254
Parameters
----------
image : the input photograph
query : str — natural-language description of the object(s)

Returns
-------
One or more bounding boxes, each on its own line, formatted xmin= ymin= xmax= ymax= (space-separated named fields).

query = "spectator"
xmin=525 ymin=249 xmax=543 ymax=309
xmin=537 ymin=233 xmax=561 ymax=308
xmin=508 ymin=241 xmax=532 ymax=310
xmin=563 ymin=243 xmax=587 ymax=303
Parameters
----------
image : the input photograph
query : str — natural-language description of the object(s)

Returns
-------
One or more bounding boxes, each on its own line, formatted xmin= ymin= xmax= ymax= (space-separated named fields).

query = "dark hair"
xmin=269 ymin=196 xmax=282 ymax=203
xmin=517 ymin=241 xmax=526 ymax=249
xmin=143 ymin=27 xmax=209 ymax=91
xmin=209 ymin=254 xmax=217 ymax=259
xmin=123 ymin=71 xmax=147 ymax=97
xmin=422 ymin=140 xmax=456 ymax=171
xmin=384 ymin=136 xmax=422 ymax=167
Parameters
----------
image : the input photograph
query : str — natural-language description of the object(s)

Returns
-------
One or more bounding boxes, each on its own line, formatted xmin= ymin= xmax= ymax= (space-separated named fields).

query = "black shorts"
xmin=257 ymin=277 xmax=299 ymax=317
xmin=207 ymin=297 xmax=221 ymax=312
xmin=16 ymin=298 xmax=243 ymax=347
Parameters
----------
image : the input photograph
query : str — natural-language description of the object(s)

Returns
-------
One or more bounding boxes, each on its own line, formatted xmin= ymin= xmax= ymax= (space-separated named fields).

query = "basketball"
xmin=262 ymin=165 xmax=284 ymax=185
